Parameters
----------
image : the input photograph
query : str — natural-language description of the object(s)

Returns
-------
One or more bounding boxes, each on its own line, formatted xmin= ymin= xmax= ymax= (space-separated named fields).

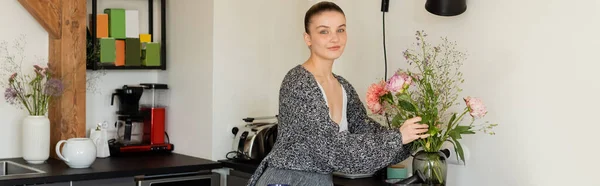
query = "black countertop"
xmin=218 ymin=159 xmax=435 ymax=186
xmin=0 ymin=153 xmax=222 ymax=185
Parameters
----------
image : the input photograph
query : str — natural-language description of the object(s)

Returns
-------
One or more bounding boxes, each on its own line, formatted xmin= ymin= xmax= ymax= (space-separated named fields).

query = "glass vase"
xmin=412 ymin=150 xmax=448 ymax=185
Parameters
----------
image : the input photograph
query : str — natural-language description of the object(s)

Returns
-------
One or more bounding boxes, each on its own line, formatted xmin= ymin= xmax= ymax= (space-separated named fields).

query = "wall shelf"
xmin=89 ymin=65 xmax=164 ymax=70
xmin=87 ymin=0 xmax=167 ymax=71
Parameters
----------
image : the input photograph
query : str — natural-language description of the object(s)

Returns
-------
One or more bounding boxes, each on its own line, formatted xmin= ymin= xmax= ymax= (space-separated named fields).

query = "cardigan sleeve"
xmin=278 ymin=76 xmax=412 ymax=174
xmin=343 ymin=81 xmax=414 ymax=165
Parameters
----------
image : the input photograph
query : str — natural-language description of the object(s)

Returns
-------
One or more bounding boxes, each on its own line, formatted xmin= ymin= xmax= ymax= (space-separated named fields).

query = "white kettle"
xmin=55 ymin=138 xmax=97 ymax=168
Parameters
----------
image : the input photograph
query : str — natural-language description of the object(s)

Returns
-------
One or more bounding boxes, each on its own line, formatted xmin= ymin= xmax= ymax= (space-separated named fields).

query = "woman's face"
xmin=304 ymin=11 xmax=347 ymax=61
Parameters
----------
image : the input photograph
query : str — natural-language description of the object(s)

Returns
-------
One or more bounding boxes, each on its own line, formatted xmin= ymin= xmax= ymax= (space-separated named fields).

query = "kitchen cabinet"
xmin=137 ymin=172 xmax=220 ymax=186
xmin=219 ymin=160 xmax=400 ymax=186
xmin=1 ymin=154 xmax=222 ymax=186
xmin=71 ymin=177 xmax=135 ymax=186
xmin=24 ymin=182 xmax=70 ymax=186
xmin=227 ymin=169 xmax=251 ymax=186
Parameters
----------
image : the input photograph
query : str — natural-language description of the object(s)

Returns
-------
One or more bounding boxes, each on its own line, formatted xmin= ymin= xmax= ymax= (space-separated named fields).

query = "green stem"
xmin=469 ymin=117 xmax=475 ymax=127
xmin=33 ymin=79 xmax=37 ymax=115
xmin=406 ymin=91 xmax=421 ymax=114
xmin=46 ymin=95 xmax=49 ymax=114
xmin=41 ymin=94 xmax=47 ymax=115
xmin=432 ymin=159 xmax=444 ymax=183
xmin=11 ymin=83 xmax=32 ymax=115
xmin=39 ymin=79 xmax=43 ymax=115
xmin=420 ymin=154 xmax=444 ymax=184
xmin=408 ymin=54 xmax=424 ymax=76
xmin=35 ymin=78 xmax=40 ymax=115
xmin=421 ymin=35 xmax=426 ymax=63
xmin=441 ymin=108 xmax=469 ymax=140
xmin=39 ymin=79 xmax=45 ymax=115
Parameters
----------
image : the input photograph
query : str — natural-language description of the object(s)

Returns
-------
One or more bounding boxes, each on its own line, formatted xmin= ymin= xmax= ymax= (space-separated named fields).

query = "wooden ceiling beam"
xmin=18 ymin=0 xmax=62 ymax=39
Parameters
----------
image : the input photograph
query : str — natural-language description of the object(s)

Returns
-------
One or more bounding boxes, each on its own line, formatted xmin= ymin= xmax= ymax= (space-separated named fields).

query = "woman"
xmin=248 ymin=2 xmax=429 ymax=186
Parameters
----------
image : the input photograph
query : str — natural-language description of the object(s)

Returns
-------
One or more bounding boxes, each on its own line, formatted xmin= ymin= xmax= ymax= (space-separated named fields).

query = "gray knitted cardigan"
xmin=247 ymin=65 xmax=412 ymax=186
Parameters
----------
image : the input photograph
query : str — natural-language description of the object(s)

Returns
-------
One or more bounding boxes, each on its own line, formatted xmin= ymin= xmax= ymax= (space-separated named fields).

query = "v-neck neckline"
xmin=297 ymin=65 xmax=349 ymax=129
xmin=315 ymin=80 xmax=346 ymax=114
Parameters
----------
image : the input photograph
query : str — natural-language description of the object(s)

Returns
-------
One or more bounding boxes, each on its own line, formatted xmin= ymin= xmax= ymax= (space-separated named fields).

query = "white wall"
xmin=0 ymin=1 xmax=49 ymax=159
xmin=296 ymin=0 xmax=600 ymax=186
xmin=161 ymin=0 xmax=214 ymax=159
xmin=163 ymin=0 xmax=307 ymax=163
xmin=211 ymin=0 xmax=307 ymax=160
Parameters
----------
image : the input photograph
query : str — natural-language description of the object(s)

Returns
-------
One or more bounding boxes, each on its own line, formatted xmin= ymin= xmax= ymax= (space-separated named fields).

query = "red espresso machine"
xmin=109 ymin=83 xmax=173 ymax=156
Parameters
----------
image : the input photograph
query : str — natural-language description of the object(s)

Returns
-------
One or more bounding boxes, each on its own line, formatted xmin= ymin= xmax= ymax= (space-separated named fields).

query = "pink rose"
xmin=386 ymin=72 xmax=412 ymax=94
xmin=400 ymin=72 xmax=413 ymax=88
xmin=366 ymin=81 xmax=388 ymax=114
xmin=464 ymin=96 xmax=487 ymax=118
xmin=367 ymin=101 xmax=383 ymax=115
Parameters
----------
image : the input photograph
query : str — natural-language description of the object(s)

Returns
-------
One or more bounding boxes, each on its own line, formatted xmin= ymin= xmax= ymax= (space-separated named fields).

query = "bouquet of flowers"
xmin=4 ymin=64 xmax=64 ymax=116
xmin=1 ymin=37 xmax=64 ymax=116
xmin=366 ymin=31 xmax=497 ymax=183
xmin=2 ymin=35 xmax=104 ymax=115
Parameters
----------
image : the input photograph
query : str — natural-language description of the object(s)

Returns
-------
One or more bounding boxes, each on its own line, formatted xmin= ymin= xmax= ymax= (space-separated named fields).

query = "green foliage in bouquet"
xmin=366 ymin=31 xmax=498 ymax=164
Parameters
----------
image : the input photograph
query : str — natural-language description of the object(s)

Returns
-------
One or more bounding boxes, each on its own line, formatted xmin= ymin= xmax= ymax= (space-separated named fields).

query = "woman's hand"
xmin=399 ymin=117 xmax=430 ymax=144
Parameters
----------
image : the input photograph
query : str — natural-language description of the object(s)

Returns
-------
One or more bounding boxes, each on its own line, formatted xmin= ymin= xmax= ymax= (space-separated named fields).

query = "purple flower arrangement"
xmin=3 ymin=64 xmax=64 ymax=116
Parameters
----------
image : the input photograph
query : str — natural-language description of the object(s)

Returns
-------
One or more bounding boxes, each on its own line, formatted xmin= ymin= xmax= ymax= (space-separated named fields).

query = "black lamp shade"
xmin=425 ymin=0 xmax=467 ymax=16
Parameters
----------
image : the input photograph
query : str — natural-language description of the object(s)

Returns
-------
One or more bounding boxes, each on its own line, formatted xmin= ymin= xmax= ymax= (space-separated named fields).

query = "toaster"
xmin=230 ymin=116 xmax=278 ymax=162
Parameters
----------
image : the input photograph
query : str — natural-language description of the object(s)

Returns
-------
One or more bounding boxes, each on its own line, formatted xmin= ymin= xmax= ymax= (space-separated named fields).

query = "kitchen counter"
xmin=0 ymin=153 xmax=222 ymax=185
xmin=219 ymin=159 xmax=436 ymax=186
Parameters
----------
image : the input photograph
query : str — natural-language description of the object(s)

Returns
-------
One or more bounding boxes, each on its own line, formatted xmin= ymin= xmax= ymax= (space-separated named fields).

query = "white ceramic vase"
xmin=22 ymin=115 xmax=50 ymax=164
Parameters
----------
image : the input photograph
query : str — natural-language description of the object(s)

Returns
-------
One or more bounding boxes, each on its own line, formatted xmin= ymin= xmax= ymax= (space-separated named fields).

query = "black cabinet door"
xmin=137 ymin=173 xmax=220 ymax=186
xmin=145 ymin=179 xmax=211 ymax=186
xmin=227 ymin=169 xmax=251 ymax=186
xmin=71 ymin=177 xmax=135 ymax=186
xmin=26 ymin=182 xmax=70 ymax=186
xmin=227 ymin=175 xmax=249 ymax=186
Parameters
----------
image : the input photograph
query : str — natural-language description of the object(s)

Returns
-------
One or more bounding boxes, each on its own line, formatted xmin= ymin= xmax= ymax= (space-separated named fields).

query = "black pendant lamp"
xmin=425 ymin=0 xmax=467 ymax=16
